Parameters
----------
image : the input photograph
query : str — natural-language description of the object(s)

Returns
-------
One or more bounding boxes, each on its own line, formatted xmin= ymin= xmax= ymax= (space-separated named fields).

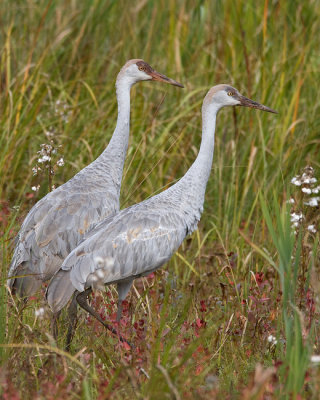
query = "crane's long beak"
xmin=149 ymin=70 xmax=184 ymax=88
xmin=238 ymin=95 xmax=277 ymax=114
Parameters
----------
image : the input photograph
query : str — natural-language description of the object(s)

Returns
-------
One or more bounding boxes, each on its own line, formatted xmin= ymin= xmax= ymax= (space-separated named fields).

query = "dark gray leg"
xmin=76 ymin=288 xmax=133 ymax=348
xmin=51 ymin=311 xmax=61 ymax=341
xmin=116 ymin=300 xmax=123 ymax=323
xmin=117 ymin=281 xmax=133 ymax=322
xmin=65 ymin=293 xmax=78 ymax=351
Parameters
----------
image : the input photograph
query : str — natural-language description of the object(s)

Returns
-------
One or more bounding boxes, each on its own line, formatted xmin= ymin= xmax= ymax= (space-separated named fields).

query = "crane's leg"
xmin=76 ymin=288 xmax=133 ymax=348
xmin=65 ymin=293 xmax=78 ymax=351
xmin=116 ymin=281 xmax=133 ymax=322
xmin=51 ymin=311 xmax=61 ymax=341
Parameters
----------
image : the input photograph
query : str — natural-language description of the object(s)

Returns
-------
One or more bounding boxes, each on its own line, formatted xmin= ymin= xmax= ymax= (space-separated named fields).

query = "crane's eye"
xmin=138 ymin=66 xmax=145 ymax=71
xmin=227 ymin=91 xmax=234 ymax=96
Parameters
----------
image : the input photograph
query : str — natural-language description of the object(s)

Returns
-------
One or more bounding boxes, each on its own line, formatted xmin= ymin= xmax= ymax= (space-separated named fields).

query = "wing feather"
xmin=60 ymin=206 xmax=187 ymax=293
xmin=9 ymin=184 xmax=118 ymax=285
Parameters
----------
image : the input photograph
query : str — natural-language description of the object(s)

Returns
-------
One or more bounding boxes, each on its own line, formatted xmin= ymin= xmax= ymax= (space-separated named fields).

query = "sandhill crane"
xmin=8 ymin=59 xmax=183 ymax=298
xmin=46 ymin=85 xmax=277 ymax=348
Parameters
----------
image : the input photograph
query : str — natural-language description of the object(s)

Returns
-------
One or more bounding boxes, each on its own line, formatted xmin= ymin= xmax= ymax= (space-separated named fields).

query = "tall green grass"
xmin=1 ymin=0 xmax=320 ymax=398
xmin=261 ymin=195 xmax=312 ymax=398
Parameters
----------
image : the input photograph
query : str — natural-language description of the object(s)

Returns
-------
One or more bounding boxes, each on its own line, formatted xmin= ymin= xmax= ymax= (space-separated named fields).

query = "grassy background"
xmin=1 ymin=0 xmax=320 ymax=398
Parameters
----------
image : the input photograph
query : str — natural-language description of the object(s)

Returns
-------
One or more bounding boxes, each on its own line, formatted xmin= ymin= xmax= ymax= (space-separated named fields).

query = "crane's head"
xmin=203 ymin=84 xmax=277 ymax=113
xmin=116 ymin=59 xmax=183 ymax=88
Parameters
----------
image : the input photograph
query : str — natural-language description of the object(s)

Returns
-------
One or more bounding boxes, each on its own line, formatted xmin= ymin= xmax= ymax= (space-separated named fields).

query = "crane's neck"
xmin=183 ymin=103 xmax=218 ymax=184
xmin=90 ymin=77 xmax=133 ymax=196
xmin=173 ymin=102 xmax=219 ymax=234
xmin=196 ymin=104 xmax=218 ymax=174
xmin=107 ymin=78 xmax=132 ymax=154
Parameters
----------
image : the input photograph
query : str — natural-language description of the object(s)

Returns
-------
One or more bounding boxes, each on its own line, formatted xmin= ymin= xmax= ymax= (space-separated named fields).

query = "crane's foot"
xmin=76 ymin=288 xmax=134 ymax=349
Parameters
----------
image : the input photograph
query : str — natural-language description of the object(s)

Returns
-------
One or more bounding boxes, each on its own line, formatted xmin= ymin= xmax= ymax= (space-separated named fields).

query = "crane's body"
xmin=47 ymin=161 xmax=207 ymax=313
xmin=47 ymin=84 xmax=277 ymax=319
xmin=8 ymin=60 xmax=183 ymax=297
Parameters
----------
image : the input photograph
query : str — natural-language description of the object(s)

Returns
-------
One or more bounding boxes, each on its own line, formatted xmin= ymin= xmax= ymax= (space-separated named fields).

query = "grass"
xmin=1 ymin=0 xmax=320 ymax=398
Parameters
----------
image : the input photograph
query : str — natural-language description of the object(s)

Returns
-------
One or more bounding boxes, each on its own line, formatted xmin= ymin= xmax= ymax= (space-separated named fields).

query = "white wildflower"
xmin=311 ymin=355 xmax=320 ymax=363
xmin=304 ymin=197 xmax=319 ymax=207
xmin=290 ymin=212 xmax=303 ymax=223
xmin=310 ymin=177 xmax=317 ymax=183
xmin=57 ymin=157 xmax=64 ymax=167
xmin=32 ymin=167 xmax=38 ymax=176
xmin=291 ymin=177 xmax=302 ymax=186
xmin=31 ymin=186 xmax=37 ymax=191
xmin=267 ymin=335 xmax=277 ymax=345
xmin=307 ymin=225 xmax=317 ymax=233
xmin=44 ymin=130 xmax=54 ymax=138
xmin=302 ymin=187 xmax=312 ymax=194
xmin=38 ymin=155 xmax=51 ymax=163
xmin=35 ymin=307 xmax=45 ymax=318
xmin=287 ymin=198 xmax=295 ymax=204
xmin=312 ymin=186 xmax=320 ymax=194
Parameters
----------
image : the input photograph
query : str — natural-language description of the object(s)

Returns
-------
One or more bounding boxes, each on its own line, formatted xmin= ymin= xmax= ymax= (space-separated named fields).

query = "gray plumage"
xmin=8 ymin=59 xmax=183 ymax=297
xmin=47 ymin=84 xmax=277 ymax=315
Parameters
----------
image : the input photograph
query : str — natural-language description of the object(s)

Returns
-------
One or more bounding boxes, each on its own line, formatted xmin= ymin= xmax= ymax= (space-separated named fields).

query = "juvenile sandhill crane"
xmin=8 ymin=59 xmax=183 ymax=297
xmin=46 ymin=85 xmax=276 ymax=347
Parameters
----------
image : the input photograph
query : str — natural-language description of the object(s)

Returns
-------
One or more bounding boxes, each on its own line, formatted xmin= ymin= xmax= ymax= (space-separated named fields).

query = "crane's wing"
xmin=8 ymin=175 xmax=118 ymax=292
xmin=46 ymin=202 xmax=188 ymax=312
xmin=69 ymin=205 xmax=187 ymax=289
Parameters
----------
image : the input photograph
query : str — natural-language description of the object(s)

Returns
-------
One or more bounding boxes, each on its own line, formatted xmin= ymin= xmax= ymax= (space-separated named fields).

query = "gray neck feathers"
xmin=102 ymin=78 xmax=131 ymax=159
xmin=90 ymin=78 xmax=132 ymax=193
xmin=166 ymin=102 xmax=218 ymax=234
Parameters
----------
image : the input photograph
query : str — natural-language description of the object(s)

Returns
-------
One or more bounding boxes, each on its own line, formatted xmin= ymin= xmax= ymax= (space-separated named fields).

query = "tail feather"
xmin=7 ymin=265 xmax=42 ymax=297
xmin=46 ymin=270 xmax=76 ymax=313
xmin=12 ymin=275 xmax=42 ymax=297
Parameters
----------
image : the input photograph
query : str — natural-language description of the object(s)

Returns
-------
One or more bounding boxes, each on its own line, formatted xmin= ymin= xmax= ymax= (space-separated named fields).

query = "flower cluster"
xmin=290 ymin=166 xmax=319 ymax=234
xmin=37 ymin=143 xmax=55 ymax=164
xmin=311 ymin=355 xmax=320 ymax=363
xmin=290 ymin=211 xmax=303 ymax=228
xmin=291 ymin=166 xmax=318 ymax=186
xmin=30 ymin=127 xmax=65 ymax=193
xmin=57 ymin=158 xmax=65 ymax=167
xmin=54 ymin=99 xmax=72 ymax=123
xmin=267 ymin=334 xmax=277 ymax=345
xmin=35 ymin=307 xmax=45 ymax=318
xmin=291 ymin=166 xmax=319 ymax=208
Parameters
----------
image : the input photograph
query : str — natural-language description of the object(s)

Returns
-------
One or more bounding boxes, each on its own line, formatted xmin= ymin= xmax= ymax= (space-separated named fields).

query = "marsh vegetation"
xmin=1 ymin=0 xmax=320 ymax=398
